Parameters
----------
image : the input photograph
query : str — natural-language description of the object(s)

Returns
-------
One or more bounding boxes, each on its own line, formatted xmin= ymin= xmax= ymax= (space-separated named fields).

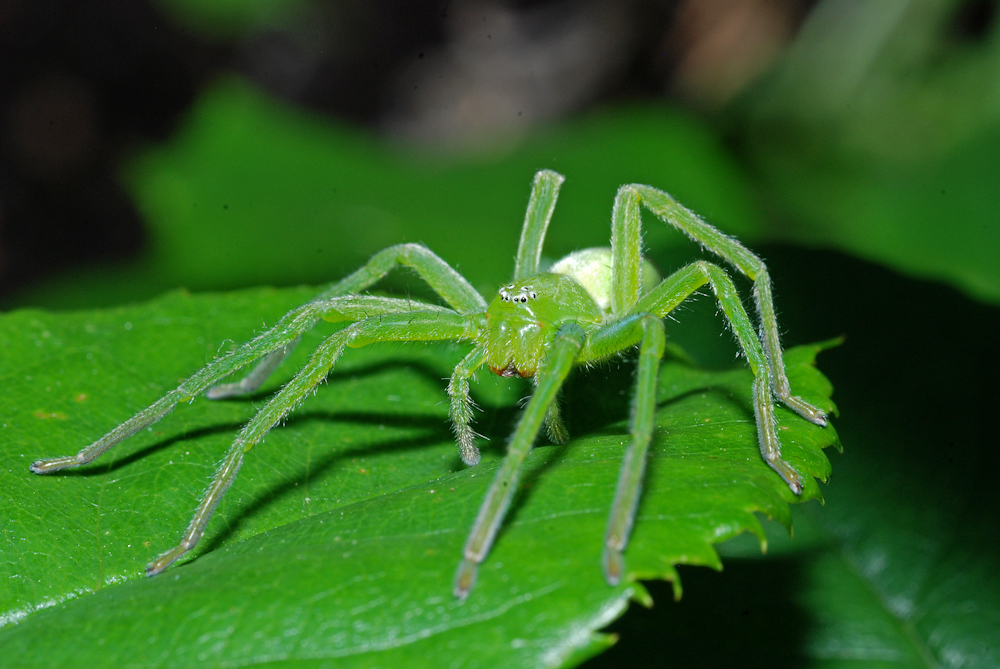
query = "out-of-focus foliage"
xmin=19 ymin=77 xmax=763 ymax=310
xmin=735 ymin=0 xmax=1000 ymax=303
xmin=152 ymin=0 xmax=305 ymax=37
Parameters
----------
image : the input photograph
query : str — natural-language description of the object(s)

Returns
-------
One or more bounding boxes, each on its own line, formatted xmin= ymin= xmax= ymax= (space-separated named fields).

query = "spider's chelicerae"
xmin=31 ymin=170 xmax=828 ymax=599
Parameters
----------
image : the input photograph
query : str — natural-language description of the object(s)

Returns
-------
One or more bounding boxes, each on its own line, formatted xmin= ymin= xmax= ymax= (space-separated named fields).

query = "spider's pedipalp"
xmin=449 ymin=347 xmax=488 ymax=466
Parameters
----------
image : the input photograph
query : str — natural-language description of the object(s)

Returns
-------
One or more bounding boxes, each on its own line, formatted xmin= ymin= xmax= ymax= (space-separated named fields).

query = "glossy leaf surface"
xmin=0 ymin=287 xmax=837 ymax=666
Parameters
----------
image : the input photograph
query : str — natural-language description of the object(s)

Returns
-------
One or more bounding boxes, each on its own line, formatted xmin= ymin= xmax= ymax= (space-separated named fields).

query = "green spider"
xmin=31 ymin=170 xmax=828 ymax=599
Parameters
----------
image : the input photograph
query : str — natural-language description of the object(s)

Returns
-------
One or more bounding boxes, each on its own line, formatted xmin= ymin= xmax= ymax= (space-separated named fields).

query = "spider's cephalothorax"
xmin=484 ymin=274 xmax=601 ymax=378
xmin=31 ymin=170 xmax=829 ymax=600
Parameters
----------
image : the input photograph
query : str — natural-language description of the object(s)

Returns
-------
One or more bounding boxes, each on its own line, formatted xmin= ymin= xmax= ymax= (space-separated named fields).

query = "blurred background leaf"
xmin=733 ymin=0 xmax=1000 ymax=303
xmin=14 ymin=77 xmax=763 ymax=309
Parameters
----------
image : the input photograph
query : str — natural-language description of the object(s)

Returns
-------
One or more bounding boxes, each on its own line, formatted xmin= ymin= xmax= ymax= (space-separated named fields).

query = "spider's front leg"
xmin=611 ymin=184 xmax=827 ymax=427
xmin=591 ymin=260 xmax=813 ymax=587
xmin=582 ymin=313 xmax=666 ymax=585
xmin=454 ymin=322 xmax=585 ymax=599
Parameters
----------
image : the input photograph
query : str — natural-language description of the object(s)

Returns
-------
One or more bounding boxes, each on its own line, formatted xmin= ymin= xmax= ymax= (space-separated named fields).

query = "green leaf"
xmin=588 ymin=248 xmax=1000 ymax=668
xmin=0 ymin=287 xmax=837 ymax=666
xmin=734 ymin=3 xmax=1000 ymax=304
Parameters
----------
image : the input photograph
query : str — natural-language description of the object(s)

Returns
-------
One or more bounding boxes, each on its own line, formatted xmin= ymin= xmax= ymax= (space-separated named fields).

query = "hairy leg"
xmin=30 ymin=300 xmax=336 ymax=474
xmin=513 ymin=170 xmax=565 ymax=281
xmin=633 ymin=261 xmax=806 ymax=493
xmin=204 ymin=338 xmax=302 ymax=399
xmin=454 ymin=322 xmax=585 ymax=599
xmin=447 ymin=347 xmax=569 ymax=470
xmin=319 ymin=243 xmax=486 ymax=314
xmin=207 ymin=295 xmax=459 ymax=399
xmin=30 ymin=297 xmax=458 ymax=473
xmin=208 ymin=242 xmax=487 ymax=398
xmin=610 ymin=184 xmax=826 ymax=426
xmin=543 ymin=396 xmax=569 ymax=445
xmin=147 ymin=309 xmax=475 ymax=575
xmin=585 ymin=314 xmax=666 ymax=585
xmin=448 ymin=348 xmax=487 ymax=466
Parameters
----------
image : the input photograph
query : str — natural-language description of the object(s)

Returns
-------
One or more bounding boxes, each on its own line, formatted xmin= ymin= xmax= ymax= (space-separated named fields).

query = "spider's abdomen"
xmin=549 ymin=247 xmax=660 ymax=313
xmin=482 ymin=273 xmax=601 ymax=378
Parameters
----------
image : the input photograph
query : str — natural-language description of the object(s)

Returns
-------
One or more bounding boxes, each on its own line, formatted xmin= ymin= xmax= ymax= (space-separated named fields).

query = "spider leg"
xmin=454 ymin=322 xmax=585 ymax=599
xmin=513 ymin=170 xmax=565 ymax=280
xmin=147 ymin=309 xmax=475 ymax=575
xmin=446 ymin=347 xmax=569 ymax=469
xmin=318 ymin=243 xmax=486 ymax=313
xmin=611 ymin=184 xmax=827 ymax=426
xmin=33 ymin=243 xmax=480 ymax=475
xmin=204 ymin=338 xmax=302 ymax=399
xmin=206 ymin=295 xmax=458 ymax=400
xmin=207 ymin=243 xmax=487 ymax=398
xmin=30 ymin=299 xmax=339 ymax=474
xmin=636 ymin=261 xmax=805 ymax=493
xmin=30 ymin=297 xmax=457 ymax=474
xmin=583 ymin=313 xmax=666 ymax=585
xmin=448 ymin=348 xmax=487 ymax=466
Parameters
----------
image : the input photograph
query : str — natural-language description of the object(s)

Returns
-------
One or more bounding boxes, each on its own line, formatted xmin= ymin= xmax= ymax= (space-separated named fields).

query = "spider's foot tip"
xmin=454 ymin=559 xmax=478 ymax=600
xmin=145 ymin=559 xmax=173 ymax=577
xmin=785 ymin=396 xmax=828 ymax=426
xmin=146 ymin=547 xmax=186 ymax=576
xmin=29 ymin=456 xmax=76 ymax=474
xmin=602 ymin=547 xmax=624 ymax=586
xmin=205 ymin=385 xmax=237 ymax=400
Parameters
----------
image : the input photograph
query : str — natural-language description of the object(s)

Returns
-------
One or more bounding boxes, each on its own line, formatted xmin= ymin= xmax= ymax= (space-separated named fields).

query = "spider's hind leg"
xmin=149 ymin=308 xmax=475 ymax=575
xmin=206 ymin=337 xmax=302 ymax=399
xmin=30 ymin=300 xmax=333 ymax=475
